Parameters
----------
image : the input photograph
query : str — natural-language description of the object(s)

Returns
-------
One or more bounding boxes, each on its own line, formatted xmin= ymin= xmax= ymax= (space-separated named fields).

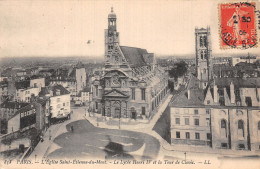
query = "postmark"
xmin=219 ymin=2 xmax=257 ymax=49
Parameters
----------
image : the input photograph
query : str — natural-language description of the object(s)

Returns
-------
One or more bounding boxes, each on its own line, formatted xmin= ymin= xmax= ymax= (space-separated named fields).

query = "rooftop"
xmin=120 ymin=46 xmax=149 ymax=68
xmin=39 ymin=85 xmax=70 ymax=97
xmin=215 ymin=77 xmax=260 ymax=88
xmin=1 ymin=101 xmax=29 ymax=110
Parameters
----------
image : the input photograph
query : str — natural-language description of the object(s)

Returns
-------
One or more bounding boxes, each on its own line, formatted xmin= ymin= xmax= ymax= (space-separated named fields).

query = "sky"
xmin=0 ymin=0 xmax=259 ymax=59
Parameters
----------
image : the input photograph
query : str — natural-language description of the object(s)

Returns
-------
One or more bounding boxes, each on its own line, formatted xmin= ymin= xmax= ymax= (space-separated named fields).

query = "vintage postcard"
xmin=0 ymin=0 xmax=260 ymax=169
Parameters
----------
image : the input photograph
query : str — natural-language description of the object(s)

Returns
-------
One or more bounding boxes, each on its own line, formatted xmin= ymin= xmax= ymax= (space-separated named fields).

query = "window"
xmin=95 ymin=85 xmax=98 ymax=97
xmin=206 ymin=109 xmax=210 ymax=114
xmin=141 ymin=88 xmax=146 ymax=100
xmin=221 ymin=119 xmax=227 ymax=128
xmin=63 ymin=103 xmax=65 ymax=106
xmin=258 ymin=121 xmax=260 ymax=130
xmin=95 ymin=102 xmax=98 ymax=110
xmin=142 ymin=107 xmax=145 ymax=115
xmin=175 ymin=118 xmax=180 ymax=125
xmin=176 ymin=132 xmax=180 ymax=138
xmin=186 ymin=132 xmax=190 ymax=139
xmin=185 ymin=118 xmax=189 ymax=125
xmin=238 ymin=120 xmax=244 ymax=137
xmin=203 ymin=36 xmax=207 ymax=47
xmin=221 ymin=143 xmax=228 ymax=149
xmin=131 ymin=88 xmax=135 ymax=100
xmin=200 ymin=36 xmax=203 ymax=47
xmin=238 ymin=144 xmax=245 ymax=150
xmin=195 ymin=133 xmax=200 ymax=140
xmin=245 ymin=97 xmax=252 ymax=107
xmin=238 ymin=120 xmax=244 ymax=129
xmin=207 ymin=100 xmax=210 ymax=104
xmin=194 ymin=119 xmax=199 ymax=126
xmin=194 ymin=109 xmax=198 ymax=115
xmin=207 ymin=133 xmax=211 ymax=140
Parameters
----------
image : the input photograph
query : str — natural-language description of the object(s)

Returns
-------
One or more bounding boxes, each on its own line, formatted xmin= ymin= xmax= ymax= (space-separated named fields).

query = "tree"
xmin=168 ymin=61 xmax=188 ymax=80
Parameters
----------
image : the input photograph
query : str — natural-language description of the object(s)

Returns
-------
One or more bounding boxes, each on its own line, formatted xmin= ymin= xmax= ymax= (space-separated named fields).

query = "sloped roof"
xmin=82 ymin=87 xmax=91 ymax=92
xmin=15 ymin=80 xmax=30 ymax=89
xmin=215 ymin=78 xmax=260 ymax=88
xmin=169 ymin=88 xmax=205 ymax=107
xmin=120 ymin=46 xmax=148 ymax=67
xmin=1 ymin=101 xmax=29 ymax=109
xmin=68 ymin=68 xmax=76 ymax=78
xmin=39 ymin=85 xmax=70 ymax=97
xmin=186 ymin=74 xmax=200 ymax=89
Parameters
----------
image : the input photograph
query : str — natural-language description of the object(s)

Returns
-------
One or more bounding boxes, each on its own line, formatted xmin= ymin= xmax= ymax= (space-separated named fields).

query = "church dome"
xmin=108 ymin=7 xmax=116 ymax=19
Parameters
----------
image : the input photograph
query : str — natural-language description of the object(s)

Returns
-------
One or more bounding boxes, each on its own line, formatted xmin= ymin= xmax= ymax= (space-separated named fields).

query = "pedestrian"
xmin=40 ymin=135 xmax=44 ymax=142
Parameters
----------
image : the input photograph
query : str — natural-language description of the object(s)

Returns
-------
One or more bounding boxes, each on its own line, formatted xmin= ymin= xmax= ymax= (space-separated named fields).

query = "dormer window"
xmin=56 ymin=89 xmax=61 ymax=96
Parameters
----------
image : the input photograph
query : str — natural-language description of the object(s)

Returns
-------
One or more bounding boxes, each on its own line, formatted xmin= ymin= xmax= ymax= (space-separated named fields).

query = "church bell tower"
xmin=195 ymin=27 xmax=212 ymax=89
xmin=105 ymin=7 xmax=120 ymax=64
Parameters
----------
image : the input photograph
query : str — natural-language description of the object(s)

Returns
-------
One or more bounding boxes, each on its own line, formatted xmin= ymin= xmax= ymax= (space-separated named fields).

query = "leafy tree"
xmin=168 ymin=61 xmax=188 ymax=80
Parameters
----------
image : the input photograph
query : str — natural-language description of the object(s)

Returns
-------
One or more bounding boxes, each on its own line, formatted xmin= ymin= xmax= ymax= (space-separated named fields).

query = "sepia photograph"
xmin=0 ymin=0 xmax=260 ymax=169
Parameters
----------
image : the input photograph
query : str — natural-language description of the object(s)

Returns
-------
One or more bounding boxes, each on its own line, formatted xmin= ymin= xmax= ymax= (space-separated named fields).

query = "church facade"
xmin=91 ymin=8 xmax=169 ymax=119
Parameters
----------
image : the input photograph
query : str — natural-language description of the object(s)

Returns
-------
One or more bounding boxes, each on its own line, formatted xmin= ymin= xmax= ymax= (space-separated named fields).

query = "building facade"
xmin=91 ymin=8 xmax=169 ymax=119
xmin=49 ymin=65 xmax=86 ymax=100
xmin=169 ymin=77 xmax=260 ymax=152
xmin=39 ymin=85 xmax=70 ymax=120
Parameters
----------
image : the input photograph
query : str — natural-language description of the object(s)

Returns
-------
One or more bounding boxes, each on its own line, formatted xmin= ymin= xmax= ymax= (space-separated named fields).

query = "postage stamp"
xmin=219 ymin=2 xmax=257 ymax=49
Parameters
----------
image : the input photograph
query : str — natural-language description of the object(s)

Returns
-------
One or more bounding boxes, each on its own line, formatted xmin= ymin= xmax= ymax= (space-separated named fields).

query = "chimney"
xmin=230 ymin=81 xmax=235 ymax=104
xmin=213 ymin=82 xmax=218 ymax=103
xmin=187 ymin=89 xmax=191 ymax=100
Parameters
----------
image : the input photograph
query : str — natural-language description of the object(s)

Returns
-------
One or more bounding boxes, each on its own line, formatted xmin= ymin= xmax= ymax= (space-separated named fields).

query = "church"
xmin=90 ymin=8 xmax=169 ymax=119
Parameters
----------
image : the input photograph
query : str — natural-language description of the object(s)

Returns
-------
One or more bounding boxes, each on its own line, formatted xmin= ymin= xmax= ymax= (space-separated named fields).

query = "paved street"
xmin=29 ymin=106 xmax=87 ymax=160
xmin=29 ymin=106 xmax=160 ymax=160
xmin=47 ymin=119 xmax=160 ymax=159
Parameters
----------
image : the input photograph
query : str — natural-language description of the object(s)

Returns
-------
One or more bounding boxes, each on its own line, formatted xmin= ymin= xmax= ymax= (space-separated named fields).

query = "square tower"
xmin=195 ymin=27 xmax=212 ymax=89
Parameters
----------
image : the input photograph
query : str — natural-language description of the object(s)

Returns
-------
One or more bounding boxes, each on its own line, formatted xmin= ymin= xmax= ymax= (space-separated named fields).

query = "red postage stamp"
xmin=219 ymin=2 xmax=257 ymax=49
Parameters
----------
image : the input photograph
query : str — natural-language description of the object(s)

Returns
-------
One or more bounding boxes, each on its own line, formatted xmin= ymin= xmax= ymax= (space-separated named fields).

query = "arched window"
xmin=238 ymin=120 xmax=244 ymax=129
xmin=200 ymin=36 xmax=203 ymax=47
xmin=238 ymin=120 xmax=244 ymax=137
xmin=221 ymin=119 xmax=226 ymax=128
xmin=203 ymin=36 xmax=207 ymax=47
xmin=258 ymin=121 xmax=260 ymax=130
xmin=220 ymin=119 xmax=227 ymax=137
